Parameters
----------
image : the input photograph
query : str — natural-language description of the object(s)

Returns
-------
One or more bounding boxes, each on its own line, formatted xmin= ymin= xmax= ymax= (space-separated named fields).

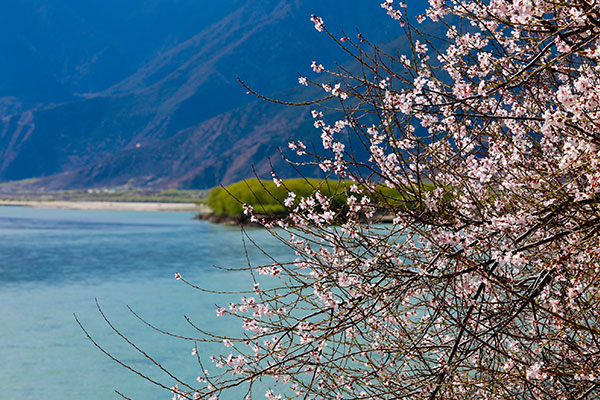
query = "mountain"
xmin=0 ymin=0 xmax=425 ymax=189
xmin=0 ymin=0 xmax=247 ymax=100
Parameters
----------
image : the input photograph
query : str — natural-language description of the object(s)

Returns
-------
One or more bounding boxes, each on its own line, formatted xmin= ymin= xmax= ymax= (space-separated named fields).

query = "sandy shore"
xmin=0 ymin=200 xmax=211 ymax=213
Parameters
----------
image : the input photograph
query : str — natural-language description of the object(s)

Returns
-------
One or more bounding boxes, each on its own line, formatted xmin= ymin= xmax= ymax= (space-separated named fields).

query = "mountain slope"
xmin=0 ymin=0 xmax=419 ymax=189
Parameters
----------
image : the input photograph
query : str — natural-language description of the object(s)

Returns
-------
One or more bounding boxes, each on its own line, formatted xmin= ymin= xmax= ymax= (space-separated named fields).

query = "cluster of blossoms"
xmin=100 ymin=1 xmax=600 ymax=399
xmin=200 ymin=1 xmax=600 ymax=398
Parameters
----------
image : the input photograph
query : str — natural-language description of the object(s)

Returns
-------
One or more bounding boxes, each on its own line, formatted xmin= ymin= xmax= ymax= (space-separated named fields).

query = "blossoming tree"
xmin=84 ymin=1 xmax=600 ymax=399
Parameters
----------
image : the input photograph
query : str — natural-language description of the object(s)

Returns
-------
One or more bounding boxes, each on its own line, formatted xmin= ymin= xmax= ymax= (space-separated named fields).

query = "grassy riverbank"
xmin=205 ymin=178 xmax=430 ymax=222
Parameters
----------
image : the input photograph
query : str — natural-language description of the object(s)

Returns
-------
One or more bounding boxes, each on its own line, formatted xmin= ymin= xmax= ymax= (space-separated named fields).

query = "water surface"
xmin=0 ymin=206 xmax=286 ymax=399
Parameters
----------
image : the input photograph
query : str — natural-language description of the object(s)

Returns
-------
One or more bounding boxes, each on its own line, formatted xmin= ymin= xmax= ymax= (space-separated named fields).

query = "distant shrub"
xmin=207 ymin=178 xmax=339 ymax=217
xmin=206 ymin=178 xmax=426 ymax=220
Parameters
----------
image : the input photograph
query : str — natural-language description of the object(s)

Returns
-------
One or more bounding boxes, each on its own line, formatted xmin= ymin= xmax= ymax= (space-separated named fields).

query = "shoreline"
xmin=0 ymin=200 xmax=211 ymax=213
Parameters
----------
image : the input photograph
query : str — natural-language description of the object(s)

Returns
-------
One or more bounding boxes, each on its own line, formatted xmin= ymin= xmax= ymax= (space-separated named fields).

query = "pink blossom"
xmin=415 ymin=40 xmax=428 ymax=54
xmin=311 ymin=61 xmax=324 ymax=73
xmin=310 ymin=15 xmax=324 ymax=32
xmin=216 ymin=307 xmax=227 ymax=317
xmin=284 ymin=192 xmax=296 ymax=208
xmin=240 ymin=205 xmax=253 ymax=219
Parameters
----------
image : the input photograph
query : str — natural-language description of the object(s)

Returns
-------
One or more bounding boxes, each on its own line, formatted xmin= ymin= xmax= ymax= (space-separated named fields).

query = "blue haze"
xmin=0 ymin=1 xmax=430 ymax=187
xmin=0 ymin=0 xmax=426 ymax=101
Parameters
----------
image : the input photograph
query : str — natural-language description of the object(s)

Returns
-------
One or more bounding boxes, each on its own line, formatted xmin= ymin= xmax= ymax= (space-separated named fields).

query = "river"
xmin=0 ymin=206 xmax=287 ymax=399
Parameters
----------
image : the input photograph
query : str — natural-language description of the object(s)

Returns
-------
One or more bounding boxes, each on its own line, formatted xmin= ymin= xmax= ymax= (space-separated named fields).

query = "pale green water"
xmin=0 ymin=206 xmax=287 ymax=399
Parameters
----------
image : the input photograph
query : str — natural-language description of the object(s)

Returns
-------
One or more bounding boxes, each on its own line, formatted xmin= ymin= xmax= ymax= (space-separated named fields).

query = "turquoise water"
xmin=0 ymin=206 xmax=287 ymax=399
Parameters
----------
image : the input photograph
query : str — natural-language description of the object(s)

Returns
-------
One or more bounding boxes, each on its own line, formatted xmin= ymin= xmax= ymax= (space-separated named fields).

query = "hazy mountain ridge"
xmin=0 ymin=0 xmax=247 ymax=99
xmin=0 ymin=1 xmax=416 ymax=189
xmin=42 ymin=90 xmax=323 ymax=189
